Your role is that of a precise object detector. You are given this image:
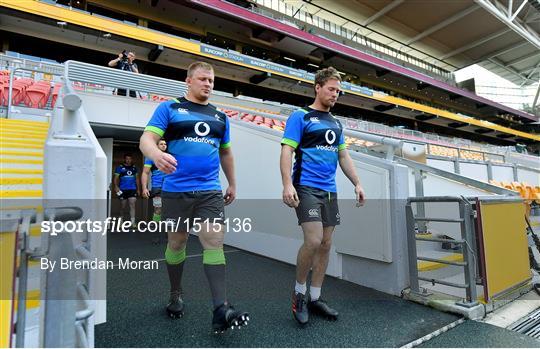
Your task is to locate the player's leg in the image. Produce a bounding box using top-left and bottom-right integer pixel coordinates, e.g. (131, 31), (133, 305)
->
(120, 196), (127, 221)
(195, 191), (249, 333)
(308, 192), (339, 320)
(162, 192), (191, 318)
(128, 195), (136, 225)
(291, 185), (325, 325)
(293, 221), (323, 324)
(152, 188), (162, 222)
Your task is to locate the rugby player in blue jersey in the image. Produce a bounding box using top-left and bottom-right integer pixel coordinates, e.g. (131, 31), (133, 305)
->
(140, 62), (248, 333)
(114, 153), (140, 226)
(280, 67), (366, 325)
(142, 139), (167, 223)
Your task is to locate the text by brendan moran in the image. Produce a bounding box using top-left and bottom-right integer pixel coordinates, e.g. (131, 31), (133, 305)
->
(40, 258), (158, 272)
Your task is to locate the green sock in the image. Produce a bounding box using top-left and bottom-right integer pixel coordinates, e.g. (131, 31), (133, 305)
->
(152, 213), (161, 222)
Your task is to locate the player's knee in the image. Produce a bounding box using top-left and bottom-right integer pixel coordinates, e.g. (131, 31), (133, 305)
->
(203, 235), (223, 249)
(319, 239), (332, 252)
(168, 236), (187, 250)
(304, 237), (322, 251)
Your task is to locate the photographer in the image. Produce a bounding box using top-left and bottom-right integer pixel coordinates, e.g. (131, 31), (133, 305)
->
(108, 50), (139, 97)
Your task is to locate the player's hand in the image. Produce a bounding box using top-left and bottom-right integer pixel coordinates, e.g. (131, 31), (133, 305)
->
(142, 189), (150, 199)
(154, 152), (177, 174)
(355, 184), (366, 207)
(283, 184), (299, 208)
(224, 185), (236, 206)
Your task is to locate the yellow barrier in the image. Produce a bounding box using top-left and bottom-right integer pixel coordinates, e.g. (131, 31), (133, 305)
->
(478, 200), (531, 301)
(0, 230), (17, 348)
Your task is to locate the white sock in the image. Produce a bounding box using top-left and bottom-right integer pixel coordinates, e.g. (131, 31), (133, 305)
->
(294, 281), (306, 295)
(310, 286), (321, 301)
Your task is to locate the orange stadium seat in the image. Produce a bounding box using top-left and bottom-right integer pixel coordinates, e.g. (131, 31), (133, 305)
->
(511, 182), (527, 198)
(242, 113), (254, 122)
(25, 80), (51, 108)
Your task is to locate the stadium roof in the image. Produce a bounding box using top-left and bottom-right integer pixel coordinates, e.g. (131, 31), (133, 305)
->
(284, 0), (540, 87)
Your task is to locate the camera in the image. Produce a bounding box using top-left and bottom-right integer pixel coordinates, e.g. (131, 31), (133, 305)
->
(121, 50), (128, 59)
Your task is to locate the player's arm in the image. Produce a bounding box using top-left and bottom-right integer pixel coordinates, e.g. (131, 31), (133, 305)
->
(280, 144), (298, 207)
(338, 149), (365, 206)
(135, 171), (141, 195)
(141, 165), (151, 198)
(219, 147), (236, 205)
(280, 111), (303, 208)
(113, 172), (120, 194)
(140, 102), (177, 173)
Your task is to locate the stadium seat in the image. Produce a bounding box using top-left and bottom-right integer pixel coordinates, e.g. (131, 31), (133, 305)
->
(511, 182), (527, 198)
(242, 113), (254, 122)
(2, 80), (25, 106)
(489, 180), (501, 187)
(25, 80), (51, 108)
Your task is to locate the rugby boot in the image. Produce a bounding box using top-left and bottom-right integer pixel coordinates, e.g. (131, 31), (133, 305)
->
(166, 290), (184, 318)
(292, 292), (309, 325)
(212, 303), (249, 334)
(308, 298), (338, 321)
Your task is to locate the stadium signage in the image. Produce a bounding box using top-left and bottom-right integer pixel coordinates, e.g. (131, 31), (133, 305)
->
(201, 44), (377, 98)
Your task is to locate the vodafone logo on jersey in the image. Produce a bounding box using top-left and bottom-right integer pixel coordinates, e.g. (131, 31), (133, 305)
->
(316, 130), (338, 152)
(194, 122), (210, 137)
(325, 130), (336, 145)
(184, 122), (215, 145)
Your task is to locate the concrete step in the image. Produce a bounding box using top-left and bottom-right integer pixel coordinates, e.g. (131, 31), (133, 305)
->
(0, 118), (49, 128)
(0, 143), (44, 150)
(0, 178), (42, 185)
(0, 151), (43, 157)
(0, 132), (47, 139)
(5, 113), (50, 123)
(0, 158), (43, 165)
(0, 184), (42, 192)
(0, 169), (43, 175)
(0, 137), (46, 145)
(0, 124), (49, 132)
(0, 190), (43, 198)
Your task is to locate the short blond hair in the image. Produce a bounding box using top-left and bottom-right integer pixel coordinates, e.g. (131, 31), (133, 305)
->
(314, 67), (341, 89)
(187, 61), (214, 77)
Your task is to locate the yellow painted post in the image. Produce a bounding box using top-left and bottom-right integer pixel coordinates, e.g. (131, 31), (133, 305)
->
(0, 222), (19, 348)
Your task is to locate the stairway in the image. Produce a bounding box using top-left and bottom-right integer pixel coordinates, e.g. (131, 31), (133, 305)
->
(0, 117), (48, 347)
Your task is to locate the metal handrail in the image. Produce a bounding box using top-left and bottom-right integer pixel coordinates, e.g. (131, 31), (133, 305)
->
(64, 60), (187, 97)
(6, 66), (63, 118)
(397, 157), (518, 196)
(75, 283), (94, 321)
(13, 206), (83, 347)
(406, 196), (479, 307)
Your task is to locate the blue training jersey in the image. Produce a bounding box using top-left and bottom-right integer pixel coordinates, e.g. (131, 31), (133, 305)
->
(144, 97), (230, 192)
(144, 158), (165, 189)
(281, 107), (346, 192)
(114, 164), (138, 190)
